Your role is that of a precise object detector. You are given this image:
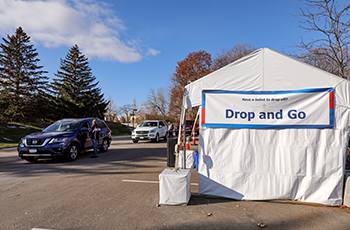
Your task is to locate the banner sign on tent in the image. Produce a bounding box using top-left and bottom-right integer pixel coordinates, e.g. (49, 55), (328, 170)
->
(201, 88), (334, 129)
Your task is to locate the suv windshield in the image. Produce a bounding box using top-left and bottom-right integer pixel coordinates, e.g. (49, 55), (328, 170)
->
(43, 121), (81, 132)
(140, 121), (158, 127)
(186, 121), (194, 125)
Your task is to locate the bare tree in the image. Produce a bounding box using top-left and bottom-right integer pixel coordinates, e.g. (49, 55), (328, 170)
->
(147, 87), (168, 116)
(297, 47), (339, 75)
(212, 44), (257, 70)
(137, 101), (152, 115)
(297, 0), (350, 79)
(118, 104), (133, 122)
(105, 96), (118, 121)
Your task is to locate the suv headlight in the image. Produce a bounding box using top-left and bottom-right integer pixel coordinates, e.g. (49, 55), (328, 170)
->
(19, 138), (25, 147)
(149, 129), (156, 133)
(49, 137), (68, 144)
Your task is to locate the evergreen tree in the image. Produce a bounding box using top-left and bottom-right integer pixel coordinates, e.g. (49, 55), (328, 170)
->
(0, 27), (49, 122)
(51, 45), (108, 119)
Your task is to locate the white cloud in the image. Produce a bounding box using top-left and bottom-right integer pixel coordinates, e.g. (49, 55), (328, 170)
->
(147, 48), (161, 56)
(0, 0), (158, 63)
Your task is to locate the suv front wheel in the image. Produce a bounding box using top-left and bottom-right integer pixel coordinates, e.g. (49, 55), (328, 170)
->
(153, 133), (159, 143)
(67, 143), (79, 161)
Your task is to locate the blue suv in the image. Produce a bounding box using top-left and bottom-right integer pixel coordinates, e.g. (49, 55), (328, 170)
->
(18, 118), (112, 162)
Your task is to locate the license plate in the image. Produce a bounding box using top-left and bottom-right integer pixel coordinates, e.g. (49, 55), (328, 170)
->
(29, 149), (37, 153)
(140, 137), (144, 139)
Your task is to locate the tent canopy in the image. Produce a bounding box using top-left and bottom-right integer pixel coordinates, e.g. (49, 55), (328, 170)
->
(184, 48), (349, 109)
(183, 48), (350, 206)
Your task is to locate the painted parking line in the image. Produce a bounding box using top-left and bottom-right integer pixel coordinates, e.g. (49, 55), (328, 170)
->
(31, 228), (55, 230)
(122, 179), (159, 184)
(122, 179), (198, 186)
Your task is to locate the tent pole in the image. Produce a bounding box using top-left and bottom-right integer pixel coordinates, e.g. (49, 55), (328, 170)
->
(178, 91), (187, 169)
(175, 105), (184, 169)
(191, 107), (200, 138)
(177, 106), (183, 149)
(182, 107), (187, 169)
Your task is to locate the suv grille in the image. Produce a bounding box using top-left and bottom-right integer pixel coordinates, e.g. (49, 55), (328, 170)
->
(136, 131), (149, 135)
(26, 138), (49, 147)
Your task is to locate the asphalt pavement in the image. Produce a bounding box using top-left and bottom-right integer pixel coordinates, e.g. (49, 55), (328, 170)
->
(1, 136), (350, 230)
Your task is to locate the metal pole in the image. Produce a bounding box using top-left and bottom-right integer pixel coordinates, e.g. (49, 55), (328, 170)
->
(177, 88), (188, 169)
(191, 107), (201, 140)
(182, 108), (187, 169)
(181, 90), (189, 169)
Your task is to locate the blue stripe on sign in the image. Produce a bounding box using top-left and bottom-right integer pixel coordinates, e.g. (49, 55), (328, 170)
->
(202, 123), (334, 129)
(329, 108), (334, 127)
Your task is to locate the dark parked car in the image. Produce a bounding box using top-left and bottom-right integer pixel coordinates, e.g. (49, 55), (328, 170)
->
(18, 118), (112, 162)
(175, 120), (199, 136)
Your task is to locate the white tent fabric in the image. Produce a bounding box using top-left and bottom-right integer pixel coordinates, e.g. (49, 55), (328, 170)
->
(184, 48), (350, 205)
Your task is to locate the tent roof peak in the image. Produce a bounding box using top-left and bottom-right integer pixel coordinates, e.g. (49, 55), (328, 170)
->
(183, 47), (349, 109)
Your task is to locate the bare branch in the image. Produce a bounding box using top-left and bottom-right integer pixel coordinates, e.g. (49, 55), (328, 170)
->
(295, 0), (350, 79)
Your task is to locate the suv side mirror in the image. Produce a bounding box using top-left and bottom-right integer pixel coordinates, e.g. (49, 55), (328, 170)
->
(159, 125), (163, 128)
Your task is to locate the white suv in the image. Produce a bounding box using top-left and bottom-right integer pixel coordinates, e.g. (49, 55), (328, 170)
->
(132, 120), (168, 143)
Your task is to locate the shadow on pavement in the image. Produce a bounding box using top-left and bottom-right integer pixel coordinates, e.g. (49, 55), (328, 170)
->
(188, 193), (237, 206)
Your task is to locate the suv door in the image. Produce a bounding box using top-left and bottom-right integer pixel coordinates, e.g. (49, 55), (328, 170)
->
(80, 121), (92, 150)
(97, 120), (108, 145)
(159, 121), (167, 137)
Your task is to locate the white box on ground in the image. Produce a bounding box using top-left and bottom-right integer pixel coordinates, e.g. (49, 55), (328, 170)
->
(159, 168), (191, 205)
(177, 150), (195, 169)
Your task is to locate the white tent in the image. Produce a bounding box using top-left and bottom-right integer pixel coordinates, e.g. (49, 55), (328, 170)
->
(183, 48), (350, 206)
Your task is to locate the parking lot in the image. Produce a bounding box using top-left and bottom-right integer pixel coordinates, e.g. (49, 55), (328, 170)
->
(1, 136), (350, 230)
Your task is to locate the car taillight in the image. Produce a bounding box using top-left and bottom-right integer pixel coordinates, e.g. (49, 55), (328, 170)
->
(108, 128), (112, 133)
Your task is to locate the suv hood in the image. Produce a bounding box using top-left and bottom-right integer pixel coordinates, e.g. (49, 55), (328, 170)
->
(25, 131), (73, 139)
(135, 127), (157, 131)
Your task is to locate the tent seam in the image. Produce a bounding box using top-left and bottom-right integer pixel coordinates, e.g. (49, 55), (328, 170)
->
(337, 104), (350, 109)
(262, 48), (265, 91)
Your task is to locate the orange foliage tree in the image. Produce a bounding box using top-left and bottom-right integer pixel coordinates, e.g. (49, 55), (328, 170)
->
(169, 50), (213, 120)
